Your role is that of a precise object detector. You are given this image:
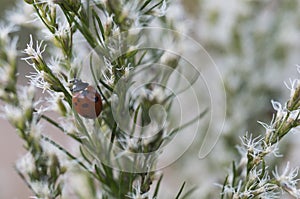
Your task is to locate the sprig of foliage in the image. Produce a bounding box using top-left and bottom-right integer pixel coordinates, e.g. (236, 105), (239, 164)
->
(0, 25), (64, 199)
(0, 0), (205, 198)
(221, 68), (300, 198)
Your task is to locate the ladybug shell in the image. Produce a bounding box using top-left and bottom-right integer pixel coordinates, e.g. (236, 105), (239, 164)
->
(72, 85), (102, 119)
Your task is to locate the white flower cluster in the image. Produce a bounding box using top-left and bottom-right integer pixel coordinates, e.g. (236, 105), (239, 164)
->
(222, 68), (300, 198)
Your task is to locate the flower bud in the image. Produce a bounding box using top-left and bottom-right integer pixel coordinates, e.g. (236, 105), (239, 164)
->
(55, 92), (67, 116)
(54, 0), (81, 13)
(24, 0), (34, 4)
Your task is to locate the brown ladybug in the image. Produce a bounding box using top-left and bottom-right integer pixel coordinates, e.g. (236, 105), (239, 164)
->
(71, 79), (102, 119)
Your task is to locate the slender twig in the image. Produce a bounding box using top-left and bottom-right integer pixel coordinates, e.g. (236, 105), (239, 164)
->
(41, 114), (64, 131)
(15, 166), (37, 195)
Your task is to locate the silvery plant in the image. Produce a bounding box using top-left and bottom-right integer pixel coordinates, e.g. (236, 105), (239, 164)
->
(1, 0), (300, 198)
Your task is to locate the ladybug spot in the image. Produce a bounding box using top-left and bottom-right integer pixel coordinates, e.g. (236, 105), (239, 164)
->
(81, 103), (89, 108)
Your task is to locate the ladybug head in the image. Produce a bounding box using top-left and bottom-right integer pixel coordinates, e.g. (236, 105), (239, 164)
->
(70, 79), (89, 93)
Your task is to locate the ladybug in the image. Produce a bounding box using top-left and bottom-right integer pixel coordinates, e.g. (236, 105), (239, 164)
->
(71, 79), (102, 119)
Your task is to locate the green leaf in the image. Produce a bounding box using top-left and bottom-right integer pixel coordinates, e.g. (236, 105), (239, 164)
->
(181, 186), (198, 199)
(92, 9), (105, 44)
(131, 104), (141, 136)
(79, 145), (92, 165)
(40, 114), (64, 132)
(232, 161), (236, 188)
(94, 164), (106, 183)
(143, 0), (165, 15)
(175, 181), (186, 199)
(102, 162), (114, 184)
(221, 175), (229, 199)
(140, 0), (152, 11)
(89, 54), (110, 106)
(136, 50), (148, 66)
(153, 174), (163, 198)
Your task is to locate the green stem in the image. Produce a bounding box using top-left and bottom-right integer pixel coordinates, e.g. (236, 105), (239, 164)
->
(41, 115), (64, 131)
(41, 135), (99, 179)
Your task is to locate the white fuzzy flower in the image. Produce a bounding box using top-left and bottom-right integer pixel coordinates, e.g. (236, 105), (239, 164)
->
(36, 90), (69, 115)
(2, 36), (19, 64)
(149, 86), (166, 103)
(272, 162), (300, 198)
(122, 2), (140, 23)
(27, 71), (51, 93)
(114, 137), (139, 160)
(223, 180), (246, 199)
(284, 78), (300, 100)
(102, 57), (115, 86)
(31, 181), (52, 198)
(42, 21), (70, 42)
(262, 140), (282, 158)
(0, 23), (18, 41)
(16, 152), (36, 174)
(23, 35), (47, 68)
(258, 119), (276, 137)
(1, 104), (23, 128)
(47, 56), (64, 74)
(289, 110), (300, 121)
(240, 134), (263, 158)
(259, 190), (281, 199)
(126, 181), (150, 199)
(18, 85), (36, 110)
(271, 100), (286, 119)
(0, 63), (14, 85)
(5, 0), (38, 27)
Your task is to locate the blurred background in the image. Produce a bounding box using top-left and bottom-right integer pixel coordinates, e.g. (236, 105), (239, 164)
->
(1, 0), (300, 198)
(0, 0), (33, 197)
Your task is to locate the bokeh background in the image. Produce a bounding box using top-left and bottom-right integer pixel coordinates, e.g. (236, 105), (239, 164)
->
(1, 0), (300, 198)
(0, 0), (32, 198)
